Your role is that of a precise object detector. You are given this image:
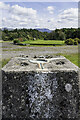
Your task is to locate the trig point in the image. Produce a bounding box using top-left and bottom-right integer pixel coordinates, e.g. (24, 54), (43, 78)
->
(2, 55), (80, 119)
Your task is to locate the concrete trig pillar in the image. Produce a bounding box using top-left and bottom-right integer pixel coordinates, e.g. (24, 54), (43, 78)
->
(2, 56), (80, 119)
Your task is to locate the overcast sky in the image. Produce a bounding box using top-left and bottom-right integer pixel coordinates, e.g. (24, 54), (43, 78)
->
(0, 1), (78, 30)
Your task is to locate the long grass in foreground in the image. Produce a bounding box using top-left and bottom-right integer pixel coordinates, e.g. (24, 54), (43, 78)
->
(0, 58), (10, 68)
(56, 53), (79, 67)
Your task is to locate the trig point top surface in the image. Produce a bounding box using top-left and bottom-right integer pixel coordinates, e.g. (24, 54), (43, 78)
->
(2, 55), (78, 72)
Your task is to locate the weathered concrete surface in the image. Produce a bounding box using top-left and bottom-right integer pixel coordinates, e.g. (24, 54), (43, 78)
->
(1, 56), (79, 72)
(2, 56), (80, 119)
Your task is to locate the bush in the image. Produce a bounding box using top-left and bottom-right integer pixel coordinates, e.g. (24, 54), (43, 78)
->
(78, 39), (80, 44)
(74, 38), (80, 44)
(65, 38), (79, 45)
(65, 38), (74, 45)
(74, 38), (79, 41)
(13, 39), (20, 44)
(18, 38), (23, 42)
(23, 38), (27, 41)
(74, 38), (78, 45)
(74, 41), (78, 45)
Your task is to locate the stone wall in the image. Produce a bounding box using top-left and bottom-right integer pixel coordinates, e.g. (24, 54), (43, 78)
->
(2, 70), (79, 119)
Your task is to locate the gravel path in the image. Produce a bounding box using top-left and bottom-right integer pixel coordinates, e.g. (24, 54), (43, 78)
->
(1, 42), (78, 59)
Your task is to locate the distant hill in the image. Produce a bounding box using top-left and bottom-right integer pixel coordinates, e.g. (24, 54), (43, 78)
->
(36, 28), (52, 33)
(1, 27), (52, 33)
(1, 27), (13, 31)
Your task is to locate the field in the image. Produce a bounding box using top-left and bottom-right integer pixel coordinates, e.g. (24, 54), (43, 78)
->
(0, 41), (79, 68)
(22, 40), (65, 46)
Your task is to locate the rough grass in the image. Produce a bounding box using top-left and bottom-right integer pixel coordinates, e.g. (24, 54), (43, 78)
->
(63, 54), (78, 66)
(56, 53), (79, 67)
(3, 48), (29, 51)
(0, 58), (10, 68)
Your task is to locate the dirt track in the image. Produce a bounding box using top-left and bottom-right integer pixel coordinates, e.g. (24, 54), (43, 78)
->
(1, 42), (78, 59)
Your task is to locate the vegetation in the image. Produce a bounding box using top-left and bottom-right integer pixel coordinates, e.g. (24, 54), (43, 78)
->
(1, 28), (80, 44)
(21, 40), (65, 45)
(0, 58), (10, 68)
(65, 38), (79, 45)
(56, 53), (79, 67)
(2, 28), (45, 41)
(1, 28), (79, 68)
(13, 39), (20, 44)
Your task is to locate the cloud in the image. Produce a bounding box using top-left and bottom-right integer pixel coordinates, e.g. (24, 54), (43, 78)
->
(10, 4), (38, 26)
(47, 6), (54, 14)
(11, 5), (37, 17)
(10, 4), (37, 24)
(58, 8), (78, 22)
(0, 2), (78, 30)
(56, 8), (78, 29)
(45, 7), (78, 29)
(0, 2), (10, 10)
(1, 2), (39, 28)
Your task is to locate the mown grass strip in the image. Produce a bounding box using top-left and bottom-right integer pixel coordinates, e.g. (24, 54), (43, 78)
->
(22, 40), (65, 45)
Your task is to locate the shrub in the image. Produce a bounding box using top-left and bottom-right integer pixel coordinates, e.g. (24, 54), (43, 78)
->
(74, 38), (78, 45)
(74, 38), (79, 41)
(13, 39), (20, 44)
(78, 38), (80, 44)
(23, 38), (27, 41)
(65, 38), (74, 45)
(74, 40), (78, 45)
(78, 39), (80, 44)
(18, 38), (23, 42)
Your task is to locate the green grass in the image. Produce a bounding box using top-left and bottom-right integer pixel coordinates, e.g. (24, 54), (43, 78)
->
(64, 54), (78, 67)
(56, 53), (79, 67)
(0, 58), (10, 68)
(0, 40), (2, 43)
(22, 40), (65, 45)
(0, 40), (11, 43)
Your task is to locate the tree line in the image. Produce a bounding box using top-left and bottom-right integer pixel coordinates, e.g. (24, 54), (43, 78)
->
(1, 28), (80, 41)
